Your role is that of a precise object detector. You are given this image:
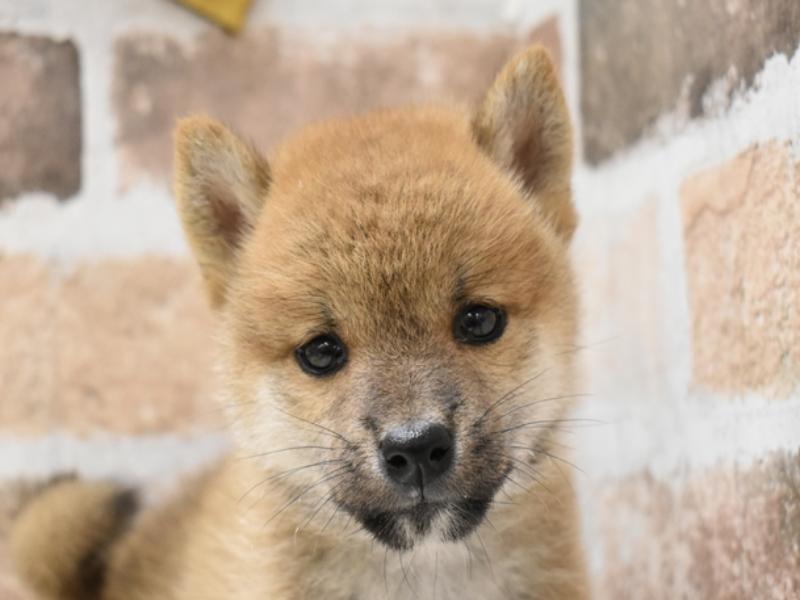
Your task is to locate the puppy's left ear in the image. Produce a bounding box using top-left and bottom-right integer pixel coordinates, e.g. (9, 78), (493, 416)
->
(472, 46), (576, 240)
(174, 117), (271, 307)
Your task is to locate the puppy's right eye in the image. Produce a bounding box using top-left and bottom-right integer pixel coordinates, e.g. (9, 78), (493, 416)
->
(295, 334), (347, 376)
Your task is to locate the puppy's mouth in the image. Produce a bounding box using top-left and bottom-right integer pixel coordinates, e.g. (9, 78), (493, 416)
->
(332, 430), (511, 550)
(341, 495), (495, 551)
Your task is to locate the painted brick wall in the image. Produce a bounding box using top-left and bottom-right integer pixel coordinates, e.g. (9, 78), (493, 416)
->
(573, 1), (800, 597)
(0, 1), (798, 598)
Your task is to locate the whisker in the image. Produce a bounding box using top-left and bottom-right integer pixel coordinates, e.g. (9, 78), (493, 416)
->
(492, 454), (557, 500)
(383, 546), (390, 597)
(476, 369), (550, 423)
(505, 474), (527, 493)
(513, 461), (560, 504)
(239, 459), (344, 503)
(319, 499), (342, 534)
(462, 539), (475, 578)
(317, 509), (353, 549)
(264, 467), (350, 526)
(499, 487), (516, 505)
(432, 550), (439, 600)
(509, 445), (584, 475)
(492, 417), (605, 436)
(343, 515), (363, 538)
(397, 550), (415, 597)
(295, 479), (348, 538)
(554, 336), (618, 357)
(491, 393), (592, 422)
(497, 454), (548, 488)
(546, 453), (578, 495)
(238, 445), (335, 461)
(474, 530), (495, 583)
(490, 498), (517, 506)
(272, 405), (354, 446)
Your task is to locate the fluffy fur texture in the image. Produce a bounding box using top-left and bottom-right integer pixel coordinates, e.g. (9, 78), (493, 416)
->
(10, 46), (588, 599)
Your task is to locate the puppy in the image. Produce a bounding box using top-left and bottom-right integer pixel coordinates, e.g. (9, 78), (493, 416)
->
(10, 45), (588, 599)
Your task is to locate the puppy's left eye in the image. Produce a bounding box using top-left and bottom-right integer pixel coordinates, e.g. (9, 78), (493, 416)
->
(454, 304), (506, 345)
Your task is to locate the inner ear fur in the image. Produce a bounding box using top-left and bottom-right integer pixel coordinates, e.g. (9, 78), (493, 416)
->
(472, 45), (577, 240)
(173, 117), (271, 307)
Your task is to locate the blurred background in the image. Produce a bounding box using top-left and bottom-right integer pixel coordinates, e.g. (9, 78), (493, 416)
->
(0, 1), (799, 598)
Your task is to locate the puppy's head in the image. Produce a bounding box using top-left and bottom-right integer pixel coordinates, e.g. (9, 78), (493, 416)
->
(175, 47), (578, 550)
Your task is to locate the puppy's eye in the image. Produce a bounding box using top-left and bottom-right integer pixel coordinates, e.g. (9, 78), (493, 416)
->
(454, 304), (506, 345)
(295, 334), (347, 376)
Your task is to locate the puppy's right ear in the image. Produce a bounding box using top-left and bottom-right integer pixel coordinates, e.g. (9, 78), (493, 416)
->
(174, 117), (271, 307)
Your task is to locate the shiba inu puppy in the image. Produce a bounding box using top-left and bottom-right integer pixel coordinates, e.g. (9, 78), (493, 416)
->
(10, 45), (587, 599)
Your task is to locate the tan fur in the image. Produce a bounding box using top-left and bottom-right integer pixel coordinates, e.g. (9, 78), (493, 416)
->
(473, 47), (576, 239)
(10, 479), (137, 599)
(10, 46), (588, 599)
(174, 117), (272, 307)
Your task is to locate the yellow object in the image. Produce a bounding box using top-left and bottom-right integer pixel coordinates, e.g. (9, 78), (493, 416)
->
(175, 0), (253, 33)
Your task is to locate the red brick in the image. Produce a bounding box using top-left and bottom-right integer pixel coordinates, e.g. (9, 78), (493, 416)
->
(681, 142), (800, 396)
(580, 0), (800, 162)
(0, 34), (81, 200)
(0, 256), (57, 433)
(592, 451), (800, 599)
(0, 256), (220, 434)
(112, 26), (560, 184)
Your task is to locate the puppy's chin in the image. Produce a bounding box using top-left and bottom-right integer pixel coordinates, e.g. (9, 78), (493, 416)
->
(345, 497), (494, 551)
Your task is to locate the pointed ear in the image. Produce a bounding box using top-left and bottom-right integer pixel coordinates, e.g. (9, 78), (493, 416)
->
(472, 46), (576, 240)
(174, 117), (271, 307)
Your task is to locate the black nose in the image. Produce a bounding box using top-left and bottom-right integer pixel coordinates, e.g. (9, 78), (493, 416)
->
(380, 422), (454, 488)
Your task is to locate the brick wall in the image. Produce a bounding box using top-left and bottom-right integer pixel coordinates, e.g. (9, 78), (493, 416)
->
(0, 1), (798, 598)
(574, 1), (800, 597)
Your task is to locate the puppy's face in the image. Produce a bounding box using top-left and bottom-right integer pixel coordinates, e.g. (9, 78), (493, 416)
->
(175, 47), (577, 550)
